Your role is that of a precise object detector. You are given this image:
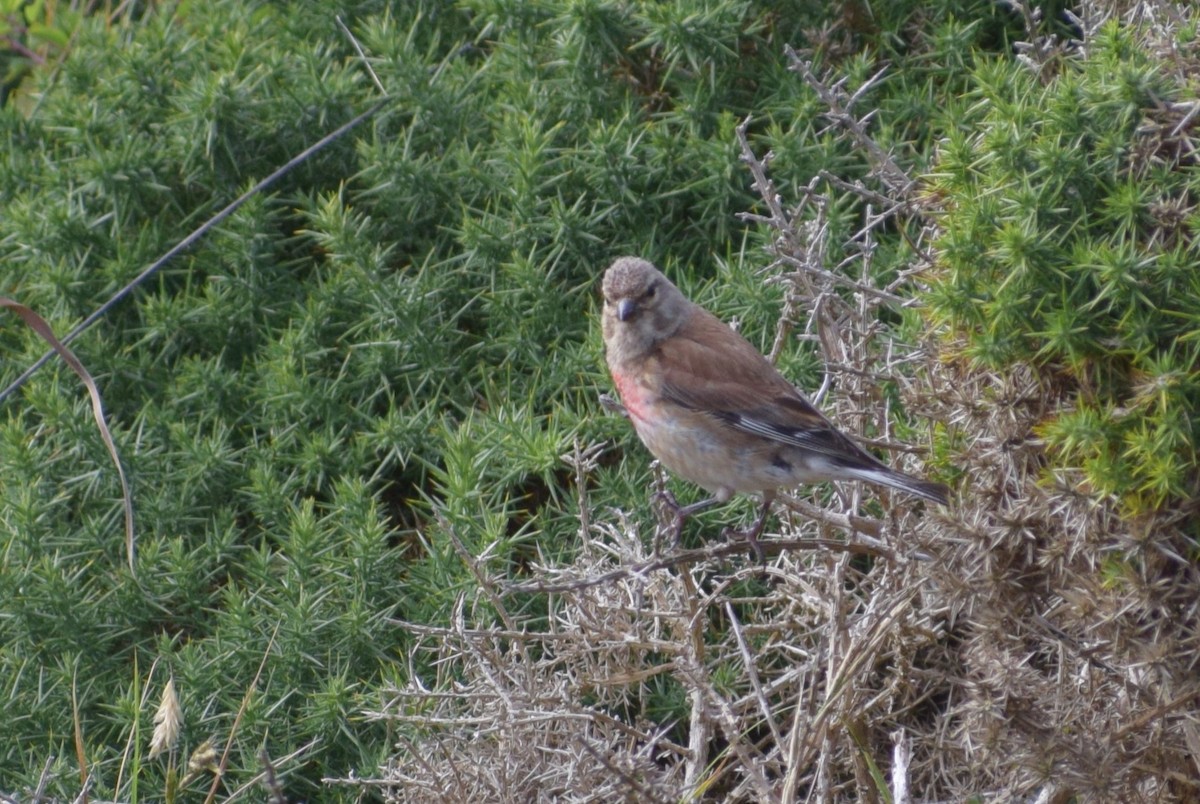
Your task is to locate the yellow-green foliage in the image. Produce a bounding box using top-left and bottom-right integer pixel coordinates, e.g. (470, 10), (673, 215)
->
(927, 22), (1200, 516)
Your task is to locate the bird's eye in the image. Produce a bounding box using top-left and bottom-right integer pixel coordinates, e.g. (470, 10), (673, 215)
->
(645, 282), (658, 299)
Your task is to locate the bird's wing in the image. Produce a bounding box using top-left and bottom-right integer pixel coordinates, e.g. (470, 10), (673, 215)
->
(653, 310), (876, 466)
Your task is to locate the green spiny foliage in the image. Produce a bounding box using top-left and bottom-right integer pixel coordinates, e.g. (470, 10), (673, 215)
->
(926, 21), (1200, 517)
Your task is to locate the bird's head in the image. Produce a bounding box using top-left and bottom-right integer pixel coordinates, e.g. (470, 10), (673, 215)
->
(601, 257), (689, 355)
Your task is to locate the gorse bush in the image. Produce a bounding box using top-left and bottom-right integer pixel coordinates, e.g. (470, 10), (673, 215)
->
(926, 21), (1200, 515)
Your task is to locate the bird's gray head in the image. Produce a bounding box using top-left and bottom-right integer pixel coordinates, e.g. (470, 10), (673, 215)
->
(601, 258), (691, 356)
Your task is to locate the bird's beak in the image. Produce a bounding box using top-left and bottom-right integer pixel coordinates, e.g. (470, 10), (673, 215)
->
(616, 299), (635, 321)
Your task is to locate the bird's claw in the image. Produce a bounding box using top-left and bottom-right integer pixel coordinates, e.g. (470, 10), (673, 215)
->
(598, 393), (629, 418)
(722, 525), (767, 566)
(652, 489), (686, 546)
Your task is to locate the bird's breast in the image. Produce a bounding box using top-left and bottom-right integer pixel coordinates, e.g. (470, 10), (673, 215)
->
(611, 364), (653, 425)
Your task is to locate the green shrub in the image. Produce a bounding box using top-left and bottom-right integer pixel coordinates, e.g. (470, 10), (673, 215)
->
(926, 21), (1200, 516)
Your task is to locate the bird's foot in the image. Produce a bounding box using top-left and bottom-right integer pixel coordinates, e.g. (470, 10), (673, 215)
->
(598, 393), (628, 418)
(723, 498), (773, 567)
(652, 489), (687, 547)
(651, 490), (721, 550)
(722, 524), (766, 565)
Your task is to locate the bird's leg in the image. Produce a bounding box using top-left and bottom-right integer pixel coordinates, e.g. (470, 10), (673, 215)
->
(651, 488), (681, 544)
(598, 393), (628, 418)
(742, 497), (771, 565)
(722, 492), (775, 565)
(653, 490), (720, 547)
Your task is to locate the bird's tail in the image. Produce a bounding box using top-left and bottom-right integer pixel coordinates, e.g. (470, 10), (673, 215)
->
(843, 466), (950, 506)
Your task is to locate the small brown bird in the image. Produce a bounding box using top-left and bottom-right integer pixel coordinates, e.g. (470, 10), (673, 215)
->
(601, 256), (948, 552)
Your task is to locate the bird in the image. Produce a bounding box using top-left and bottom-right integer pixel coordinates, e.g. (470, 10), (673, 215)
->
(600, 256), (949, 555)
